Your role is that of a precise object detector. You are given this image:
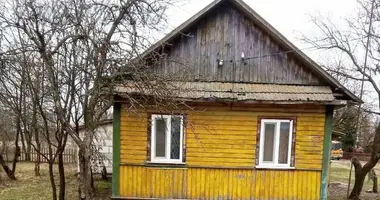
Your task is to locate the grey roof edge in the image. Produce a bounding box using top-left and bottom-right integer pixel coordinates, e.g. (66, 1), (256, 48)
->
(139, 0), (362, 104)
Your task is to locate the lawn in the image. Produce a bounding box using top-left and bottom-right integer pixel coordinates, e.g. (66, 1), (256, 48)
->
(2, 160), (380, 200)
(329, 159), (380, 200)
(0, 162), (111, 200)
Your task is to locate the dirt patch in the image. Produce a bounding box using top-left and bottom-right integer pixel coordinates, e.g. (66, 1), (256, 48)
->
(328, 160), (380, 199)
(328, 182), (380, 200)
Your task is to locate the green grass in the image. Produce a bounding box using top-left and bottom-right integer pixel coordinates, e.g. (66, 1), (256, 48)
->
(330, 160), (380, 189)
(2, 160), (380, 199)
(96, 179), (112, 190)
(0, 162), (111, 200)
(329, 160), (380, 200)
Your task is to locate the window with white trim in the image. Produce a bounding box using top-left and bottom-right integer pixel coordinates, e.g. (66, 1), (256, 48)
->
(258, 119), (294, 168)
(151, 114), (184, 163)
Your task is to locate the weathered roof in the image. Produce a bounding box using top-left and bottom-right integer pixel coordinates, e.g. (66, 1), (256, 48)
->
(139, 0), (362, 104)
(115, 82), (339, 103)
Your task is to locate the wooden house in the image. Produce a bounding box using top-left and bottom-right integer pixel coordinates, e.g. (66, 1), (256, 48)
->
(112, 0), (361, 199)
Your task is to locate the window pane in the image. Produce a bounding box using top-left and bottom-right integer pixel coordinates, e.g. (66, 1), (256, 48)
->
(155, 118), (166, 157)
(170, 117), (181, 159)
(279, 122), (290, 164)
(263, 123), (276, 162)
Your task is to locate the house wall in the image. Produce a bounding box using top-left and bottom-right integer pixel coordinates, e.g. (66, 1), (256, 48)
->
(117, 103), (326, 199)
(153, 2), (324, 85)
(78, 123), (113, 173)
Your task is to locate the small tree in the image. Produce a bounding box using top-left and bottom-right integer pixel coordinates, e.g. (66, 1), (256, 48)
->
(334, 107), (358, 152)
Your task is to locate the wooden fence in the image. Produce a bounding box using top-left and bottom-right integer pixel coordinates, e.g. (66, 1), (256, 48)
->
(3, 147), (77, 164)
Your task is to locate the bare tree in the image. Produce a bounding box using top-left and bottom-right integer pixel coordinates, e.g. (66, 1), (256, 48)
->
(303, 0), (380, 198)
(0, 0), (180, 199)
(0, 55), (25, 180)
(0, 108), (19, 180)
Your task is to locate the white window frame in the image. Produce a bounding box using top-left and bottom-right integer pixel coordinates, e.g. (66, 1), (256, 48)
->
(150, 114), (184, 164)
(258, 119), (293, 169)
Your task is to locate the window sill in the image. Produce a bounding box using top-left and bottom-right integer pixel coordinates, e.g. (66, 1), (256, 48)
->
(145, 161), (187, 168)
(255, 166), (295, 170)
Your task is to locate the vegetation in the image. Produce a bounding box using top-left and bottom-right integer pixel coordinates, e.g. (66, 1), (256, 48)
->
(0, 163), (111, 200)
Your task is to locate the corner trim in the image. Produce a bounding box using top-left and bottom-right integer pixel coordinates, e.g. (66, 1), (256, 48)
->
(112, 102), (121, 197)
(320, 105), (333, 200)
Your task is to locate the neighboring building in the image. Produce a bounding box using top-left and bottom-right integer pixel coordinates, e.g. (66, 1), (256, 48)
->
(111, 0), (361, 199)
(77, 120), (113, 174)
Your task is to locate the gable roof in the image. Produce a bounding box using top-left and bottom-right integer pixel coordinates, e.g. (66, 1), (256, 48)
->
(141, 0), (362, 103)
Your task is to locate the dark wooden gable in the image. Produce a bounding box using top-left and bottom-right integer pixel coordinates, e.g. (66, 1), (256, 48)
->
(152, 1), (324, 85)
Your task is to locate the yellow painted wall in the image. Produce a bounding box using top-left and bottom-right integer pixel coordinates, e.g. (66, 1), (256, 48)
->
(119, 103), (325, 199)
(120, 166), (321, 200)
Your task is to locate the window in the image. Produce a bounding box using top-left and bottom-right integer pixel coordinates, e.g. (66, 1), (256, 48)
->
(150, 114), (184, 163)
(258, 119), (294, 168)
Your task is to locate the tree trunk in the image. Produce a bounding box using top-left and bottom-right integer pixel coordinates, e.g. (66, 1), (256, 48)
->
(11, 145), (20, 174)
(19, 129), (29, 161)
(2, 131), (22, 180)
(58, 150), (66, 200)
(0, 154), (16, 180)
(349, 157), (380, 199)
(90, 167), (95, 190)
(48, 162), (58, 200)
(26, 142), (32, 162)
(34, 160), (40, 176)
(32, 101), (40, 176)
(372, 169), (378, 193)
(349, 170), (366, 199)
(349, 123), (380, 198)
(78, 146), (94, 200)
(101, 166), (108, 181)
(34, 144), (41, 176)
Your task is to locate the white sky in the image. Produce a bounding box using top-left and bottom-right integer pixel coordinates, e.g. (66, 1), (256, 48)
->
(163, 0), (380, 110)
(166, 0), (357, 60)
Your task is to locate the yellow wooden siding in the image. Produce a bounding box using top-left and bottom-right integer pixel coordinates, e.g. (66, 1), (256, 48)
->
(120, 110), (147, 164)
(120, 165), (321, 200)
(119, 104), (325, 199)
(185, 108), (325, 168)
(120, 104), (325, 168)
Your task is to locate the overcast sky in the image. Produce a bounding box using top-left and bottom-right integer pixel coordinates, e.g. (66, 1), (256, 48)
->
(166, 0), (357, 60)
(162, 0), (380, 110)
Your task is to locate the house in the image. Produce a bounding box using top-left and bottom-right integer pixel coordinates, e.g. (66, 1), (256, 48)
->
(111, 0), (361, 199)
(76, 120), (113, 174)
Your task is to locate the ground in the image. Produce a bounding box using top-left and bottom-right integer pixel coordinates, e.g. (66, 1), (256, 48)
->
(1, 160), (380, 199)
(329, 159), (380, 200)
(0, 162), (111, 200)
